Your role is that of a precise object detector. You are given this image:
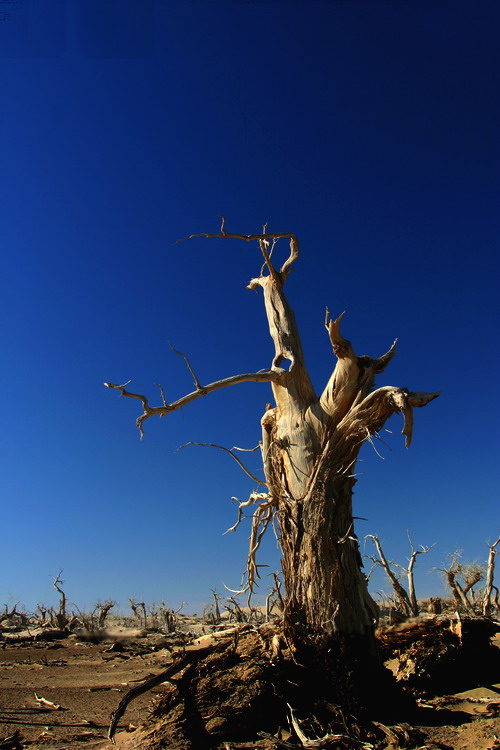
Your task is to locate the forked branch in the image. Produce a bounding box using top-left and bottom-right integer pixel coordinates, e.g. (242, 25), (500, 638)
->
(104, 368), (286, 437)
(365, 535), (414, 617)
(175, 218), (300, 282)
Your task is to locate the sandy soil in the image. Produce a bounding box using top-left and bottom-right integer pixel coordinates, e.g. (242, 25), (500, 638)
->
(1, 621), (499, 749)
(0, 618), (208, 749)
(0, 636), (170, 748)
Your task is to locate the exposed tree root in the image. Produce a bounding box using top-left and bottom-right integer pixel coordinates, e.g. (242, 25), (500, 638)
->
(112, 623), (419, 750)
(111, 618), (500, 749)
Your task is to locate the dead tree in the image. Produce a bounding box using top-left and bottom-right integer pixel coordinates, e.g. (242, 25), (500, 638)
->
(366, 532), (434, 617)
(105, 223), (438, 661)
(129, 599), (147, 629)
(462, 562), (485, 602)
(366, 535), (413, 617)
(211, 590), (221, 624)
(97, 600), (115, 628)
(442, 554), (477, 615)
(52, 571), (69, 630)
(159, 602), (185, 632)
(483, 536), (500, 616)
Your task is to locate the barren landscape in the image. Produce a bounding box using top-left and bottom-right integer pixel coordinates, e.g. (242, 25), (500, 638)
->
(1, 608), (500, 750)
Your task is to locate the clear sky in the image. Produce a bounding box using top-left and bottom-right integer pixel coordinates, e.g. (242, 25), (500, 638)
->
(1, 1), (498, 616)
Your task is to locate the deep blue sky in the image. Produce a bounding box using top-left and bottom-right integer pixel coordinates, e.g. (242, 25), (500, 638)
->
(1, 1), (498, 615)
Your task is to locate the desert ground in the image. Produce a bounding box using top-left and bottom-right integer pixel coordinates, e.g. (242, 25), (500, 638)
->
(1, 612), (499, 750)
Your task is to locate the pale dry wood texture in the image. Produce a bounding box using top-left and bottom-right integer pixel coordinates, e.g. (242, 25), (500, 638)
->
(106, 223), (439, 650)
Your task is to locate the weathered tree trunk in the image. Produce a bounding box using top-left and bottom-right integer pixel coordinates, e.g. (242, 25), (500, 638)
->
(106, 224), (439, 661)
(253, 258), (436, 653)
(483, 537), (500, 616)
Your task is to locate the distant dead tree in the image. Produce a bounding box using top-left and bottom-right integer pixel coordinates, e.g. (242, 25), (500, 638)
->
(159, 602), (185, 633)
(52, 570), (69, 630)
(0, 604), (28, 627)
(441, 553), (483, 615)
(34, 604), (50, 627)
(97, 600), (116, 628)
(105, 221), (438, 678)
(483, 536), (500, 616)
(129, 599), (147, 629)
(366, 532), (433, 617)
(462, 562), (486, 602)
(211, 590), (221, 624)
(203, 591), (222, 626)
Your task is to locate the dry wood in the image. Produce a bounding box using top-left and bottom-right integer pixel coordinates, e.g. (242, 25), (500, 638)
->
(443, 556), (476, 615)
(365, 535), (413, 617)
(104, 369), (285, 438)
(108, 654), (190, 743)
(52, 571), (68, 630)
(106, 223), (438, 649)
(34, 694), (63, 710)
(483, 536), (500, 616)
(108, 626), (246, 743)
(367, 532), (433, 617)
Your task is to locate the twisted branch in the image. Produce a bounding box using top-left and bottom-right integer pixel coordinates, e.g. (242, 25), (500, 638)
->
(104, 368), (286, 437)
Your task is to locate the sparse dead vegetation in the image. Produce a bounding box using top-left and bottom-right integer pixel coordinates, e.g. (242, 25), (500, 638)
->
(365, 532), (434, 619)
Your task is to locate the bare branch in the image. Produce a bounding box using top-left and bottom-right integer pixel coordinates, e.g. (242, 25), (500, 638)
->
(175, 225), (300, 281)
(406, 531), (434, 615)
(260, 237), (279, 277)
(324, 309), (355, 361)
(178, 442), (267, 486)
(280, 235), (299, 281)
(365, 535), (413, 617)
(104, 368), (286, 437)
(168, 342), (203, 390)
(223, 490), (276, 596)
(320, 310), (359, 420)
(174, 224), (312, 404)
(341, 386), (440, 449)
(258, 238), (280, 282)
(155, 383), (168, 407)
(371, 339), (398, 374)
(223, 495), (257, 535)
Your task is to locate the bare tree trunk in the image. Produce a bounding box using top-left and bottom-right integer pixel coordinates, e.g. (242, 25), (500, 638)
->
(53, 571), (68, 631)
(97, 601), (115, 629)
(366, 535), (413, 617)
(483, 537), (500, 616)
(106, 224), (438, 661)
(444, 565), (476, 616)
